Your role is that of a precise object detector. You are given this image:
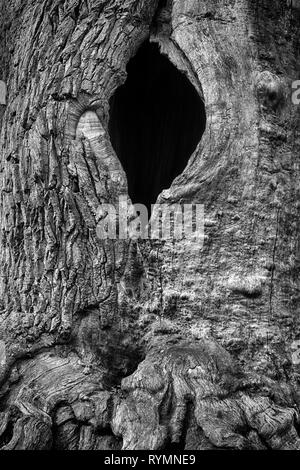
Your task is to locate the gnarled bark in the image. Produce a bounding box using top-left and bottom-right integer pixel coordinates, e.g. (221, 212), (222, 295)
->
(0, 0), (300, 450)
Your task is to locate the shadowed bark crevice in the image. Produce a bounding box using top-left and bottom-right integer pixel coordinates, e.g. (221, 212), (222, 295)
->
(108, 41), (206, 213)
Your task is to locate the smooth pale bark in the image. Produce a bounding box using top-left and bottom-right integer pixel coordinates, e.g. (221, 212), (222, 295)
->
(0, 0), (300, 450)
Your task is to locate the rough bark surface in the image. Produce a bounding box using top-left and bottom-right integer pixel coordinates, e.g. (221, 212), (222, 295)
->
(0, 0), (300, 450)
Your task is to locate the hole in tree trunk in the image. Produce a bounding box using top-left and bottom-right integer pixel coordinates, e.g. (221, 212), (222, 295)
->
(108, 41), (206, 214)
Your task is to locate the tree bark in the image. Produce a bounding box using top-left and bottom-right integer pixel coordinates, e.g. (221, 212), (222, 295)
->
(0, 0), (300, 450)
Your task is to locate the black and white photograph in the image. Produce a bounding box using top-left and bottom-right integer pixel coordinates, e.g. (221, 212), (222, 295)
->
(0, 0), (300, 457)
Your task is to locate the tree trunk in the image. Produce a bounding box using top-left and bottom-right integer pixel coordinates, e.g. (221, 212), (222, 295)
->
(0, 0), (300, 450)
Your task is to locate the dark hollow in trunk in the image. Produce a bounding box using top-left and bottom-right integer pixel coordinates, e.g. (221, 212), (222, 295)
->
(109, 41), (206, 213)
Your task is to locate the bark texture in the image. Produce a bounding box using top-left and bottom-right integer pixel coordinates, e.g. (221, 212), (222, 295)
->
(0, 0), (300, 450)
